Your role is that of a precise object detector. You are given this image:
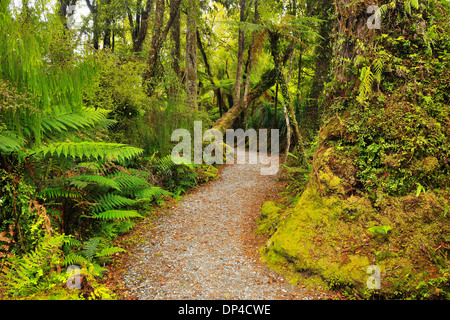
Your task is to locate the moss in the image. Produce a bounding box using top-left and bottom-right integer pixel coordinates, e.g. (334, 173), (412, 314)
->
(256, 201), (284, 237)
(260, 182), (450, 298)
(410, 156), (440, 174)
(318, 110), (355, 144)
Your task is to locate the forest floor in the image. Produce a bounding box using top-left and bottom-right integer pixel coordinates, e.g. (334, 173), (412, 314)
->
(107, 149), (338, 300)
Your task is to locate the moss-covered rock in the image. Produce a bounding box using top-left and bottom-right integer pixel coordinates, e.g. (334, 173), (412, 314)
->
(257, 201), (285, 237)
(260, 178), (450, 298)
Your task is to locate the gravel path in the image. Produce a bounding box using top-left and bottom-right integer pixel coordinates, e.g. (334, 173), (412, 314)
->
(122, 150), (330, 300)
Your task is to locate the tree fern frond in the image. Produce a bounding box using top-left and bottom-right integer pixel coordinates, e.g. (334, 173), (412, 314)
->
(32, 142), (144, 162)
(131, 186), (173, 200)
(0, 131), (25, 153)
(69, 174), (122, 191)
(92, 194), (138, 212)
(41, 107), (111, 135)
(38, 187), (81, 200)
(92, 210), (142, 221)
(106, 172), (149, 190)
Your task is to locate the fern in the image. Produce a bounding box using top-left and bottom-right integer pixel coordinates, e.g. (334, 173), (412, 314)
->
(373, 58), (385, 84)
(92, 210), (142, 221)
(83, 237), (101, 262)
(91, 194), (138, 213)
(106, 172), (149, 190)
(38, 187), (81, 200)
(129, 186), (173, 201)
(357, 66), (374, 105)
(41, 107), (113, 136)
(153, 155), (178, 175)
(63, 252), (90, 266)
(0, 234), (67, 296)
(0, 131), (26, 153)
(96, 246), (126, 258)
(31, 142), (144, 162)
(69, 174), (122, 191)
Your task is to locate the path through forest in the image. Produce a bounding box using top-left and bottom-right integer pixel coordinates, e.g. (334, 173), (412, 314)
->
(122, 150), (331, 300)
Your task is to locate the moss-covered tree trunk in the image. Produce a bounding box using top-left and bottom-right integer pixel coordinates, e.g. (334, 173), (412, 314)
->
(185, 0), (198, 111)
(212, 68), (278, 133)
(307, 0), (333, 129)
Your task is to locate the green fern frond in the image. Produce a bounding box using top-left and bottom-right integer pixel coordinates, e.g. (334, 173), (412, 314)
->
(357, 66), (374, 105)
(92, 194), (138, 212)
(62, 236), (82, 248)
(130, 186), (173, 200)
(92, 210), (143, 221)
(83, 237), (101, 261)
(63, 252), (90, 266)
(106, 172), (148, 190)
(95, 246), (126, 258)
(0, 131), (26, 153)
(32, 142), (144, 162)
(373, 58), (384, 83)
(70, 175), (121, 191)
(153, 155), (178, 175)
(38, 187), (81, 200)
(41, 107), (111, 135)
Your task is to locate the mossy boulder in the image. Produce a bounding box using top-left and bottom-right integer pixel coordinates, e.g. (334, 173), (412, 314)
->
(260, 179), (450, 298)
(257, 201), (285, 237)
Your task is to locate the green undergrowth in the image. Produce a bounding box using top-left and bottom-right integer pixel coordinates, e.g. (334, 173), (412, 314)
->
(0, 160), (218, 300)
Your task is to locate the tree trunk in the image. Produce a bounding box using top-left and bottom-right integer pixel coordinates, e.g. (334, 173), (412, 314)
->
(185, 0), (198, 111)
(213, 68), (277, 133)
(170, 0), (181, 80)
(213, 43), (293, 133)
(277, 70), (305, 164)
(143, 0), (165, 94)
(58, 0), (77, 27)
(296, 50), (302, 105)
(333, 0), (370, 85)
(308, 0), (333, 128)
(242, 0), (259, 114)
(144, 0), (181, 88)
(232, 0), (246, 109)
(85, 0), (99, 50)
(131, 0), (154, 53)
(278, 97), (291, 178)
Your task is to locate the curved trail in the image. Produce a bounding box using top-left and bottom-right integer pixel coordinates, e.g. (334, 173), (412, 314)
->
(122, 150), (329, 300)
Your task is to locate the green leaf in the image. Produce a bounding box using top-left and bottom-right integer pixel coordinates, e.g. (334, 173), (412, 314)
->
(92, 210), (143, 221)
(96, 247), (126, 258)
(368, 225), (393, 235)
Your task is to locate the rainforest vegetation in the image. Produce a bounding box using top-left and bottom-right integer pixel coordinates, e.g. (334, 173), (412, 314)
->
(0, 0), (449, 300)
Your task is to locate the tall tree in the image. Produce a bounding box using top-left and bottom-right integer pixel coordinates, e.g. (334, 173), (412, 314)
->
(170, 0), (181, 80)
(242, 0), (259, 113)
(85, 0), (100, 49)
(232, 0), (246, 110)
(144, 0), (181, 93)
(128, 0), (154, 53)
(307, 0), (333, 129)
(145, 0), (165, 89)
(185, 0), (198, 111)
